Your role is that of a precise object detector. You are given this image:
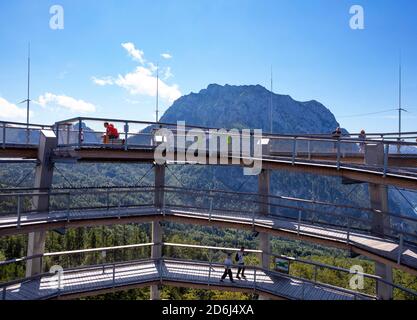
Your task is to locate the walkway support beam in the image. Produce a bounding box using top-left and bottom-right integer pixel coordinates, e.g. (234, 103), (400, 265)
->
(365, 143), (393, 300)
(151, 164), (165, 300)
(26, 130), (57, 277)
(258, 169), (271, 300)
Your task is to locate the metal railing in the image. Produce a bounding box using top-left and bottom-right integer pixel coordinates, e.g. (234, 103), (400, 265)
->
(2, 117), (417, 181)
(1, 185), (416, 253)
(1, 242), (416, 300)
(0, 120), (53, 147)
(51, 117), (417, 182)
(2, 117), (417, 157)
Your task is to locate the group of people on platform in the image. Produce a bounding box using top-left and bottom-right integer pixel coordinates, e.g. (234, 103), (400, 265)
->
(220, 246), (247, 283)
(332, 126), (367, 153)
(99, 121), (372, 154)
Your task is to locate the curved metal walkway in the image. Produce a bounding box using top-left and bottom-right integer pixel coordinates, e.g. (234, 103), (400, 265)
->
(1, 118), (417, 189)
(1, 258), (371, 300)
(1, 205), (416, 275)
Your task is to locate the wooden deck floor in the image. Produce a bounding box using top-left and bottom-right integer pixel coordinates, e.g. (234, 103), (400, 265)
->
(2, 259), (367, 300)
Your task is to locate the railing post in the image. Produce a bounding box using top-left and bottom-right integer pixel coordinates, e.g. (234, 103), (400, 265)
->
(2, 286), (6, 300)
(314, 265), (318, 283)
(26, 126), (30, 145)
(253, 268), (257, 291)
(2, 122), (5, 149)
(124, 122), (129, 151)
(209, 192), (213, 222)
(301, 281), (305, 300)
(66, 192), (70, 222)
(297, 210), (301, 236)
(336, 139), (341, 170)
(346, 217), (351, 244)
(307, 139), (311, 160)
(208, 261), (212, 287)
(112, 263), (116, 287)
(397, 234), (404, 265)
(55, 124), (59, 146)
(17, 195), (21, 228)
(106, 189), (110, 211)
(159, 258), (163, 284)
(292, 137), (297, 165)
(383, 144), (389, 177)
(78, 119), (82, 148)
(57, 270), (62, 295)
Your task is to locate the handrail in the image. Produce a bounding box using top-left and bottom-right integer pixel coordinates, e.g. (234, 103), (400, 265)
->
(1, 241), (416, 299)
(3, 116), (415, 139)
(162, 257), (375, 300)
(52, 117), (417, 149)
(1, 186), (416, 247)
(0, 120), (54, 129)
(2, 118), (417, 149)
(163, 242), (262, 253)
(1, 184), (416, 224)
(0, 257), (373, 300)
(163, 186), (417, 224)
(166, 202), (417, 245)
(53, 116), (417, 139)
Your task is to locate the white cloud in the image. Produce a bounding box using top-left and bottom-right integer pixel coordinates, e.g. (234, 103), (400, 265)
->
(121, 42), (145, 64)
(147, 62), (158, 73)
(0, 97), (29, 121)
(0, 97), (31, 122)
(92, 76), (114, 86)
(124, 98), (141, 105)
(92, 43), (181, 104)
(35, 93), (96, 113)
(114, 66), (181, 103)
(161, 53), (172, 59)
(163, 67), (174, 80)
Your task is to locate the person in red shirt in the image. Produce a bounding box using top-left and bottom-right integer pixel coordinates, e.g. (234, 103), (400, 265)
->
(103, 122), (119, 143)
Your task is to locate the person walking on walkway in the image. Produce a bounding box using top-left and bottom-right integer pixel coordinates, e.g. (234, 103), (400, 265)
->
(358, 129), (366, 153)
(332, 127), (342, 152)
(236, 246), (247, 280)
(220, 253), (235, 283)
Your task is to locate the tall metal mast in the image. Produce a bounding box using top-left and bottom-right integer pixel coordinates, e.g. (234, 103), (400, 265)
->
(25, 43), (31, 144)
(270, 66), (273, 133)
(156, 63), (159, 123)
(398, 55), (407, 141)
(399, 55), (402, 139)
(26, 43), (31, 128)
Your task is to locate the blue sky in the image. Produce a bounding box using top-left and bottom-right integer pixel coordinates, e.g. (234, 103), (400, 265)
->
(0, 0), (416, 133)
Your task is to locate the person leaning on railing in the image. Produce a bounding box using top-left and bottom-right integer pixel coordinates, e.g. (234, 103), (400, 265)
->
(358, 129), (366, 153)
(331, 127), (342, 152)
(102, 122), (120, 144)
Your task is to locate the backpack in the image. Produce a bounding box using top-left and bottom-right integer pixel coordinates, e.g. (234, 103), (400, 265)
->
(235, 252), (239, 262)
